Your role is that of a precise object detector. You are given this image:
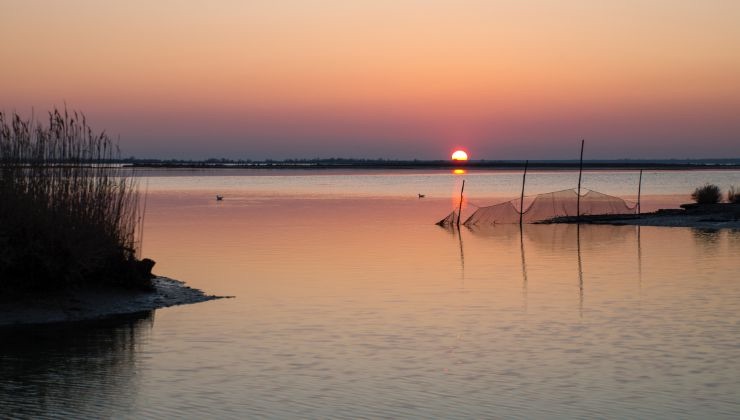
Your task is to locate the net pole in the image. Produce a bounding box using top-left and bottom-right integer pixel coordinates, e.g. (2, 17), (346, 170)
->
(637, 169), (643, 215)
(457, 179), (465, 228)
(576, 139), (584, 221)
(519, 160), (528, 225)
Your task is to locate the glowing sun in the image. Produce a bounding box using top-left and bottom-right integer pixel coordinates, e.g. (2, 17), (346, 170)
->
(451, 150), (469, 161)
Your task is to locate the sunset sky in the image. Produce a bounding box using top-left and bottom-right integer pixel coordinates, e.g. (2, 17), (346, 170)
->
(2, 1), (739, 159)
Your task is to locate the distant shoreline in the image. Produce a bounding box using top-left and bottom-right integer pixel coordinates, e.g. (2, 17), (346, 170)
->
(126, 160), (740, 171)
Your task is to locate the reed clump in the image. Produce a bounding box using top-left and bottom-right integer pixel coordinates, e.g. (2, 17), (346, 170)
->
(691, 184), (722, 204)
(0, 109), (152, 294)
(728, 186), (740, 204)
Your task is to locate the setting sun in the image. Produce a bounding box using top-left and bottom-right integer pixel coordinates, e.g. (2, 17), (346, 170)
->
(451, 150), (468, 161)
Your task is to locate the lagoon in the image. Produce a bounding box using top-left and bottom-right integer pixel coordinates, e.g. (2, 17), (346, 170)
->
(2, 169), (740, 418)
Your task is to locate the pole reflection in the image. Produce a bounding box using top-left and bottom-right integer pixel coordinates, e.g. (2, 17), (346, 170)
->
(577, 224), (583, 318)
(520, 225), (528, 312)
(458, 223), (647, 317)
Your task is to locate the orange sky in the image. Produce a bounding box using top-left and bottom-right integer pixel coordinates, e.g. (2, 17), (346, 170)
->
(2, 1), (739, 159)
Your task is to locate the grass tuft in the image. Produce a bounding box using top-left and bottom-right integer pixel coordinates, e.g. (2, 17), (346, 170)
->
(728, 186), (740, 204)
(691, 184), (722, 204)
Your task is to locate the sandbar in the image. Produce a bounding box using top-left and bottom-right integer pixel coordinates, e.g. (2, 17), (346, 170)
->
(545, 203), (740, 229)
(0, 277), (226, 327)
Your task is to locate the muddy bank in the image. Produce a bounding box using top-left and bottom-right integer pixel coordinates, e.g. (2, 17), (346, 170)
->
(0, 277), (227, 327)
(544, 203), (740, 229)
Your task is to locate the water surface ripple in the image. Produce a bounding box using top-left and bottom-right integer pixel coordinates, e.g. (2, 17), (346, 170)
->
(2, 170), (740, 418)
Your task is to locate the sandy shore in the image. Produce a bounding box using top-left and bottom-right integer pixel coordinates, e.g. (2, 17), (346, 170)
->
(545, 203), (740, 229)
(592, 214), (740, 229)
(0, 277), (227, 327)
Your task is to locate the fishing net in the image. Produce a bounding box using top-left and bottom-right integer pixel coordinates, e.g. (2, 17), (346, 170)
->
(443, 188), (637, 226)
(436, 211), (459, 227)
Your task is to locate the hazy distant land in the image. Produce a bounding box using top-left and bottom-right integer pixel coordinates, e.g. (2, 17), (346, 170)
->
(126, 158), (740, 170)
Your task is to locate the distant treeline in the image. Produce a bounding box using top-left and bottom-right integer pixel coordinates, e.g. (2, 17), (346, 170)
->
(122, 157), (740, 170)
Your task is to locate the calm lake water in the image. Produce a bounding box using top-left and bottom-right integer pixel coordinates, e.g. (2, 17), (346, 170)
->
(2, 169), (740, 418)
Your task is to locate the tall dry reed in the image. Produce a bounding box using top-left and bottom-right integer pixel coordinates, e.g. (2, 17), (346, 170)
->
(728, 186), (740, 204)
(0, 109), (149, 293)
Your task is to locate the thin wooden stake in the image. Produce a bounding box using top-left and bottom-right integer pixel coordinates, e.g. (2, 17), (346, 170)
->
(519, 160), (528, 225)
(576, 139), (584, 221)
(637, 169), (643, 215)
(457, 179), (465, 228)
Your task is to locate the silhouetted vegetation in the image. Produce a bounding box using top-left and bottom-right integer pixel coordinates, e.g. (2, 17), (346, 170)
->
(728, 186), (740, 204)
(691, 184), (722, 204)
(0, 109), (151, 294)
